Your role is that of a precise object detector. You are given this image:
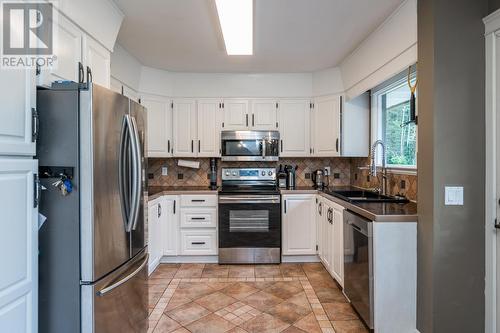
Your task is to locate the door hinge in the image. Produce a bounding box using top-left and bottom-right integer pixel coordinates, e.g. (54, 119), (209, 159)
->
(31, 108), (39, 142)
(34, 174), (40, 208)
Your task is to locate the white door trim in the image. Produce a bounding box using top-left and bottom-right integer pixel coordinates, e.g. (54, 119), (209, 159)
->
(484, 9), (500, 333)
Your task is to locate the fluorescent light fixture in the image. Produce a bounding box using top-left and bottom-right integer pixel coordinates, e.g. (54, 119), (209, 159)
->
(215, 0), (253, 55)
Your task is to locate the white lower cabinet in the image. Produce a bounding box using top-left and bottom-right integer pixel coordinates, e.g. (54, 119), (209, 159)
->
(147, 198), (163, 273)
(282, 194), (317, 255)
(180, 230), (218, 255)
(331, 202), (345, 286)
(0, 158), (38, 333)
(162, 196), (179, 257)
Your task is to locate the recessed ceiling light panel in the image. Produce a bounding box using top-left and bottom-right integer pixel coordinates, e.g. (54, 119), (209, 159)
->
(215, 0), (253, 55)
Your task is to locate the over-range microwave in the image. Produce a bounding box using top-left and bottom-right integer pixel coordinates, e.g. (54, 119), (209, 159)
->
(221, 130), (280, 162)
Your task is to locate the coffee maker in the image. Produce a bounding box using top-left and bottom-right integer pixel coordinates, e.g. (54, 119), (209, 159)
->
(312, 169), (325, 189)
(284, 165), (297, 189)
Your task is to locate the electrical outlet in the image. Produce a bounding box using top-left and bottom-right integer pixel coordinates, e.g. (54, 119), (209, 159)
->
(178, 173), (184, 180)
(161, 166), (168, 176)
(305, 173), (311, 179)
(333, 173), (340, 179)
(400, 180), (406, 189)
(324, 167), (331, 176)
(148, 173), (154, 180)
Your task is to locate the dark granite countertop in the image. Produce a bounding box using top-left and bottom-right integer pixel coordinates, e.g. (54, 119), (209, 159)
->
(148, 186), (218, 200)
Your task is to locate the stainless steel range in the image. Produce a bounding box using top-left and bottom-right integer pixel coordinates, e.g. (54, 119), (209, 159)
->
(218, 167), (281, 264)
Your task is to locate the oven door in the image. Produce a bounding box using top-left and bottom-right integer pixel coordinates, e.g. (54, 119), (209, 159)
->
(218, 195), (281, 248)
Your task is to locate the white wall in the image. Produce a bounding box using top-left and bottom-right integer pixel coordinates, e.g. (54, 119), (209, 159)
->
(340, 0), (417, 100)
(111, 45), (143, 91)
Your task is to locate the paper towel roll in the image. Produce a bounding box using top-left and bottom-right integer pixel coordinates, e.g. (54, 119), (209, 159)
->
(177, 159), (200, 169)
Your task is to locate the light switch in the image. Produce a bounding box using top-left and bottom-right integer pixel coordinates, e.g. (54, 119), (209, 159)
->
(161, 167), (168, 176)
(445, 186), (464, 206)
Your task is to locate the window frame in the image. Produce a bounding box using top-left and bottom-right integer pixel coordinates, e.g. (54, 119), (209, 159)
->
(371, 71), (418, 174)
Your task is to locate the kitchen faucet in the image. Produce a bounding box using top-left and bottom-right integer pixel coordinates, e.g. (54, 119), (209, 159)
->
(370, 140), (387, 195)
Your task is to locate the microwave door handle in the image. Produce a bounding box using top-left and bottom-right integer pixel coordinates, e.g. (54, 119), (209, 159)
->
(262, 138), (266, 159)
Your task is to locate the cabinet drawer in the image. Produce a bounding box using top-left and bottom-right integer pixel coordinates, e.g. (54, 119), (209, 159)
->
(180, 208), (217, 228)
(181, 195), (217, 207)
(180, 230), (217, 255)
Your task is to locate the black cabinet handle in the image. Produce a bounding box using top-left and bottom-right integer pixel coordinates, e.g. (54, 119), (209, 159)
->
(157, 203), (162, 218)
(191, 217), (206, 220)
(198, 140), (201, 153)
(191, 199), (206, 203)
(284, 200), (287, 214)
(280, 140), (283, 153)
(336, 138), (339, 153)
(192, 242), (206, 245)
(252, 114), (255, 127)
(173, 200), (176, 214)
(191, 140), (194, 153)
(246, 114), (249, 127)
(168, 140), (171, 153)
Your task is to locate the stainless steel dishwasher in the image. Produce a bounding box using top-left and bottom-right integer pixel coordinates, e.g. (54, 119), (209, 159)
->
(343, 210), (374, 330)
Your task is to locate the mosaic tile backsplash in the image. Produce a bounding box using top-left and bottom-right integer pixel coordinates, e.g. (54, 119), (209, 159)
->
(148, 157), (418, 201)
(148, 158), (352, 188)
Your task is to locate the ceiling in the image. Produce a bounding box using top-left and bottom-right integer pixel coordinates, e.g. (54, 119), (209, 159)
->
(114, 0), (404, 73)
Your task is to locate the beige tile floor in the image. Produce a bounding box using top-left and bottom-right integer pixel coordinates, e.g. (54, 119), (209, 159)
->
(147, 263), (368, 333)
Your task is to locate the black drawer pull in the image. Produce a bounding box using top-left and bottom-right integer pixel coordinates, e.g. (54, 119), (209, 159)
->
(191, 199), (206, 202)
(192, 242), (206, 245)
(191, 217), (206, 220)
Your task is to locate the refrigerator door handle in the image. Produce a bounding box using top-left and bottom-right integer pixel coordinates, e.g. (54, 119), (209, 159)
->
(96, 253), (149, 297)
(129, 116), (142, 231)
(119, 116), (131, 230)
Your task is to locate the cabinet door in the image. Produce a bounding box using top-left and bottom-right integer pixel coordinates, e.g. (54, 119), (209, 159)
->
(143, 98), (172, 157)
(312, 96), (341, 157)
(83, 36), (110, 88)
(38, 15), (83, 86)
(322, 204), (333, 271)
(222, 99), (249, 130)
(250, 100), (278, 130)
(172, 99), (197, 157)
(162, 196), (179, 256)
(0, 68), (36, 156)
(332, 205), (344, 286)
(316, 197), (323, 256)
(279, 100), (310, 157)
(147, 200), (161, 274)
(282, 195), (316, 255)
(0, 158), (38, 333)
(197, 99), (221, 157)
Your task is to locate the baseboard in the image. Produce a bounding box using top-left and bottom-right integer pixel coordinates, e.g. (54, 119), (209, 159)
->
(160, 255), (219, 264)
(281, 255), (321, 263)
(148, 257), (161, 275)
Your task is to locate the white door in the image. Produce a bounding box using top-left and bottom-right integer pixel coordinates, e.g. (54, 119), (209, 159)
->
(0, 68), (36, 156)
(250, 100), (278, 130)
(143, 97), (172, 157)
(313, 96), (341, 157)
(222, 99), (249, 130)
(279, 100), (311, 157)
(197, 99), (221, 157)
(83, 36), (111, 88)
(147, 199), (161, 274)
(332, 204), (344, 286)
(282, 195), (316, 255)
(172, 99), (197, 157)
(38, 15), (83, 86)
(162, 196), (179, 256)
(0, 158), (38, 333)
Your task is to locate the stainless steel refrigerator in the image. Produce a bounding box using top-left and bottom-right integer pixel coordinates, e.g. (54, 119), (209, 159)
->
(37, 83), (148, 333)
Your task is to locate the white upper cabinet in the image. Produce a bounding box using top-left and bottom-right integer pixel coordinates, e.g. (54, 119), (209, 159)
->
(222, 99), (249, 130)
(143, 96), (172, 158)
(312, 95), (341, 157)
(278, 99), (310, 157)
(83, 36), (111, 88)
(250, 100), (278, 130)
(0, 68), (36, 156)
(172, 99), (197, 157)
(38, 14), (83, 86)
(342, 92), (370, 157)
(38, 14), (111, 88)
(282, 195), (317, 255)
(197, 99), (221, 157)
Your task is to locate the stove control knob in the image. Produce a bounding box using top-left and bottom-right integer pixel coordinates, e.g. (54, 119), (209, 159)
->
(232, 171), (237, 176)
(261, 171), (266, 176)
(268, 171), (273, 176)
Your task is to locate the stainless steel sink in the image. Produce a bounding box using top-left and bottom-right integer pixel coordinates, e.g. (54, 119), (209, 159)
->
(327, 190), (409, 204)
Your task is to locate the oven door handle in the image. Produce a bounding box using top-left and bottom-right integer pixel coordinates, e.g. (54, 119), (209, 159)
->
(219, 196), (280, 204)
(262, 138), (266, 159)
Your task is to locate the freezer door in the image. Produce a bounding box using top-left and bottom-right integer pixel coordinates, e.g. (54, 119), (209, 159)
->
(129, 100), (148, 257)
(80, 84), (132, 282)
(81, 250), (149, 333)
